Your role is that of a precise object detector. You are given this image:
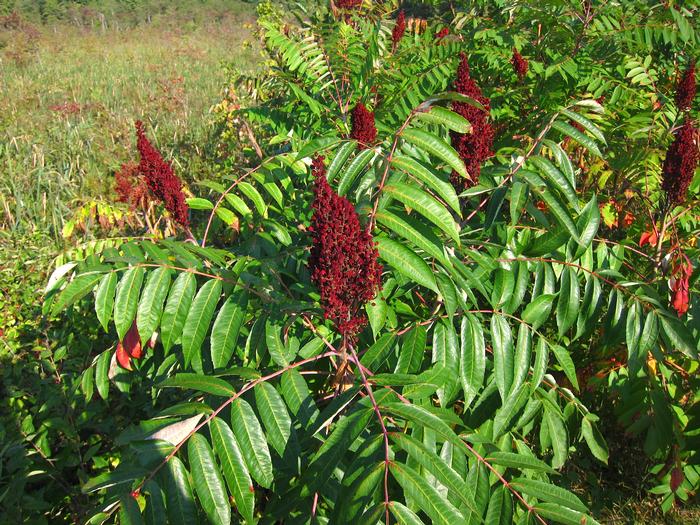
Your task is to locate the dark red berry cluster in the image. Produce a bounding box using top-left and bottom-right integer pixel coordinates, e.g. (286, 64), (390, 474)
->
(511, 49), (528, 80)
(135, 121), (190, 227)
(392, 10), (406, 48)
(115, 162), (149, 207)
(450, 52), (494, 190)
(675, 61), (696, 112)
(309, 157), (382, 337)
(435, 27), (449, 41)
(661, 118), (699, 205)
(350, 103), (378, 148)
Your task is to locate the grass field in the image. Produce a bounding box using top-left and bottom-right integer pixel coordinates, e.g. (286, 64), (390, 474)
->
(0, 8), (258, 241)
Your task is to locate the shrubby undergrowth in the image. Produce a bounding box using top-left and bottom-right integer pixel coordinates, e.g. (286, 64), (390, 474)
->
(5, 0), (700, 523)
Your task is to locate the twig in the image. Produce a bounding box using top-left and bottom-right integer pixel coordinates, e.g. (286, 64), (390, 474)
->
(348, 346), (392, 525)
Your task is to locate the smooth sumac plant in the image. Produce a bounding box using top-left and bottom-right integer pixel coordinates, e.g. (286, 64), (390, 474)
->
(47, 1), (700, 523)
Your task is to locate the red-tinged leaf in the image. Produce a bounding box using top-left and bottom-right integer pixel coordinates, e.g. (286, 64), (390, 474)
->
(123, 321), (143, 359)
(116, 343), (132, 370)
(639, 230), (658, 247)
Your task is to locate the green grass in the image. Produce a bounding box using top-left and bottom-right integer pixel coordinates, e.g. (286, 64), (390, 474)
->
(0, 7), (259, 240)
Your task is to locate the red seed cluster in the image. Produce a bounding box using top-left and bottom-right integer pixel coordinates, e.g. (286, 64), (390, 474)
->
(336, 0), (362, 9)
(661, 119), (699, 205)
(511, 49), (528, 80)
(675, 61), (696, 112)
(135, 121), (190, 227)
(392, 10), (406, 48)
(309, 157), (382, 337)
(450, 52), (495, 190)
(115, 162), (150, 207)
(435, 27), (450, 41)
(350, 103), (378, 148)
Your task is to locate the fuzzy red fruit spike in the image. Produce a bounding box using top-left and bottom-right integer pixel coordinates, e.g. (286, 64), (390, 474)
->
(308, 157), (382, 337)
(135, 121), (190, 227)
(675, 61), (696, 112)
(435, 27), (449, 41)
(449, 52), (494, 191)
(511, 48), (528, 80)
(661, 118), (699, 205)
(350, 103), (377, 148)
(392, 10), (406, 46)
(115, 162), (149, 207)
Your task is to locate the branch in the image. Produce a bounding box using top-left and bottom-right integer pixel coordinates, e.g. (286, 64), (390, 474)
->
(348, 346), (392, 525)
(133, 350), (338, 495)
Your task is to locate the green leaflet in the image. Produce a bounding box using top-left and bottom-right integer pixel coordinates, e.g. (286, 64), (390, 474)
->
(119, 495), (144, 525)
(485, 451), (556, 474)
(543, 405), (568, 469)
(210, 291), (248, 369)
(549, 342), (579, 391)
(254, 381), (295, 458)
(491, 268), (514, 308)
(95, 272), (117, 332)
(484, 485), (512, 525)
(552, 120), (603, 157)
(376, 236), (439, 292)
(530, 155), (578, 210)
(581, 415), (609, 465)
(114, 267), (145, 340)
(390, 432), (479, 515)
(376, 209), (450, 267)
(159, 373), (237, 397)
(161, 272), (197, 353)
(391, 154), (461, 214)
(396, 324), (427, 374)
(188, 433), (231, 525)
(383, 182), (460, 244)
(300, 407), (374, 497)
(238, 181), (267, 217)
(230, 398), (274, 488)
(414, 105), (472, 133)
(510, 477), (586, 512)
(401, 127), (468, 179)
(52, 272), (103, 316)
(556, 267), (580, 337)
(534, 503), (601, 525)
(390, 501), (427, 525)
(390, 462), (465, 525)
(327, 141), (358, 182)
(210, 418), (255, 523)
(511, 324), (532, 397)
(459, 314), (485, 409)
(137, 267), (172, 345)
(182, 278), (222, 372)
(336, 148), (376, 196)
(491, 314), (514, 402)
(522, 293), (556, 330)
(165, 456), (198, 525)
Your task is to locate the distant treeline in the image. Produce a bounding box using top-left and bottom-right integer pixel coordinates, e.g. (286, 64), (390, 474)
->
(0, 0), (260, 26)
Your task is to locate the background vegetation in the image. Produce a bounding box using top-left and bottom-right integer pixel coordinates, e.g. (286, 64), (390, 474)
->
(2, 0), (700, 524)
